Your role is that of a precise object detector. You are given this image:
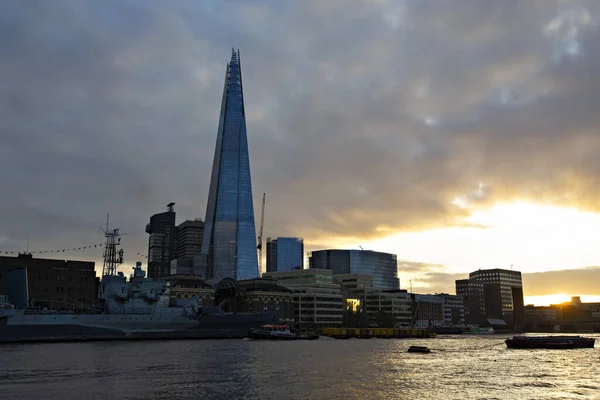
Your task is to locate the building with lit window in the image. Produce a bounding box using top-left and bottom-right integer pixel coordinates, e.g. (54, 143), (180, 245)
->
(264, 269), (343, 329)
(308, 249), (399, 290)
(266, 237), (304, 272)
(200, 49), (259, 281)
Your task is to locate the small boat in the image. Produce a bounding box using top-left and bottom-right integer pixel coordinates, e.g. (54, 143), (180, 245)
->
(248, 324), (319, 340)
(505, 335), (595, 349)
(462, 326), (494, 335)
(407, 345), (431, 353)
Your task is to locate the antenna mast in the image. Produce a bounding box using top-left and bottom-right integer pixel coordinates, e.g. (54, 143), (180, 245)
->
(100, 214), (125, 277)
(257, 193), (266, 275)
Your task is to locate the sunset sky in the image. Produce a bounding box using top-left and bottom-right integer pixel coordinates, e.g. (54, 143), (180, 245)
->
(2, 0), (600, 306)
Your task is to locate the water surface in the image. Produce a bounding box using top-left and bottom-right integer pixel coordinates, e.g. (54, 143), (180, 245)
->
(1, 334), (598, 399)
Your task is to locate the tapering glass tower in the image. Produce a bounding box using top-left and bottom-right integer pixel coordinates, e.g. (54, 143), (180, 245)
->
(200, 49), (259, 281)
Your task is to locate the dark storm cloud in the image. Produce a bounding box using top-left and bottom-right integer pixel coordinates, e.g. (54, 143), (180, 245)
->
(1, 0), (599, 266)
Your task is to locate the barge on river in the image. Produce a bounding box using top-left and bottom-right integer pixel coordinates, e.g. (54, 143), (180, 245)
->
(505, 335), (595, 349)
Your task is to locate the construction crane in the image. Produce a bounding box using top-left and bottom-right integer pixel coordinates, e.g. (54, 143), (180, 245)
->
(257, 193), (266, 274)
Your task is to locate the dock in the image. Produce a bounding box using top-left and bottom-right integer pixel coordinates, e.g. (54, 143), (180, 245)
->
(321, 327), (436, 339)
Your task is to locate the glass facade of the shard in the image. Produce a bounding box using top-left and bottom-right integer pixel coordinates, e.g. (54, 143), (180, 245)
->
(200, 49), (259, 281)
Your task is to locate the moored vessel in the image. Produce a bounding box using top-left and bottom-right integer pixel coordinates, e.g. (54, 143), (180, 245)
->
(248, 324), (319, 340)
(463, 326), (494, 335)
(0, 225), (277, 344)
(0, 264), (277, 343)
(505, 335), (595, 349)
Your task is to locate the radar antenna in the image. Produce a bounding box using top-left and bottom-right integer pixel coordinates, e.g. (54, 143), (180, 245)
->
(100, 214), (126, 277)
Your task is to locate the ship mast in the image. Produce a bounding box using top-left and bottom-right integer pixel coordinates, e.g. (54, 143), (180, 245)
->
(100, 214), (125, 277)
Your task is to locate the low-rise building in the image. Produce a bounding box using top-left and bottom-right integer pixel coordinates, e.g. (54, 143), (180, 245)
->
(264, 269), (343, 329)
(0, 253), (97, 308)
(334, 273), (373, 292)
(334, 273), (411, 327)
(363, 289), (412, 327)
(412, 293), (464, 328)
(524, 297), (600, 333)
(156, 274), (214, 306)
(235, 279), (294, 324)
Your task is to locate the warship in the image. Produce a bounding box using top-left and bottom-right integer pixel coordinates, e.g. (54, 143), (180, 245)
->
(0, 224), (277, 344)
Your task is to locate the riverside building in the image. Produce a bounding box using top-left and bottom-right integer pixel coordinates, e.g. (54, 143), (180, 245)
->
(456, 268), (524, 330)
(0, 253), (97, 308)
(308, 249), (400, 290)
(263, 269), (343, 330)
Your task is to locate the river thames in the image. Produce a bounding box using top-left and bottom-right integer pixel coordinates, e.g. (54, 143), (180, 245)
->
(1, 335), (599, 399)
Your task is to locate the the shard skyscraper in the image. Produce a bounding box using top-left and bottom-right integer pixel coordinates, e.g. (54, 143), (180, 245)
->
(200, 49), (259, 281)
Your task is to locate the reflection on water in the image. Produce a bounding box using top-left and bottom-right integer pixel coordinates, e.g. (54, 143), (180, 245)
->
(1, 335), (599, 399)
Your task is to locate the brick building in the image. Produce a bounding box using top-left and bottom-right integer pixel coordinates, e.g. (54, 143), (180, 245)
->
(0, 253), (97, 308)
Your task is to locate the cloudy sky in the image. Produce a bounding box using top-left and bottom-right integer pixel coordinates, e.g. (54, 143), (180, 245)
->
(2, 0), (600, 305)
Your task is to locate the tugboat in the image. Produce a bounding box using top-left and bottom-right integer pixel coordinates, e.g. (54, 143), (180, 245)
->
(248, 324), (319, 340)
(505, 335), (595, 349)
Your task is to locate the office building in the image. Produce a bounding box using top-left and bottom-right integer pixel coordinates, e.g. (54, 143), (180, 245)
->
(266, 237), (304, 273)
(363, 289), (413, 327)
(200, 49), (259, 281)
(176, 219), (204, 261)
(456, 278), (485, 325)
(0, 253), (97, 308)
(309, 249), (400, 290)
(456, 268), (524, 329)
(146, 203), (177, 278)
(410, 293), (464, 328)
(264, 269), (343, 329)
(333, 273), (373, 292)
(169, 219), (205, 276)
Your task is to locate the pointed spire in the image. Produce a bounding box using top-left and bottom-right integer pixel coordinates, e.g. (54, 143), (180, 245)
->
(230, 48), (241, 66)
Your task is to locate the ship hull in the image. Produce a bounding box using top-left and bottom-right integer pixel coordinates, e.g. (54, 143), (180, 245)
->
(0, 312), (278, 343)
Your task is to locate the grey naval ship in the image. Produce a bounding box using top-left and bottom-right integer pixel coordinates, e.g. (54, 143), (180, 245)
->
(0, 225), (277, 343)
(0, 264), (277, 343)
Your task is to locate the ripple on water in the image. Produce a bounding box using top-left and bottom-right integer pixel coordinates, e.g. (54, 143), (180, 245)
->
(0, 335), (599, 399)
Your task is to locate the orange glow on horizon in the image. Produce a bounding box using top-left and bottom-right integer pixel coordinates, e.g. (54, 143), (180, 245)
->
(525, 294), (600, 307)
(328, 201), (600, 299)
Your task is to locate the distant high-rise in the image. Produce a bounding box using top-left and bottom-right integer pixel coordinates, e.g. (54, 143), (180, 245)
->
(266, 237), (304, 273)
(200, 49), (259, 281)
(309, 249), (400, 291)
(176, 219), (204, 261)
(146, 203), (177, 278)
(456, 268), (524, 329)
